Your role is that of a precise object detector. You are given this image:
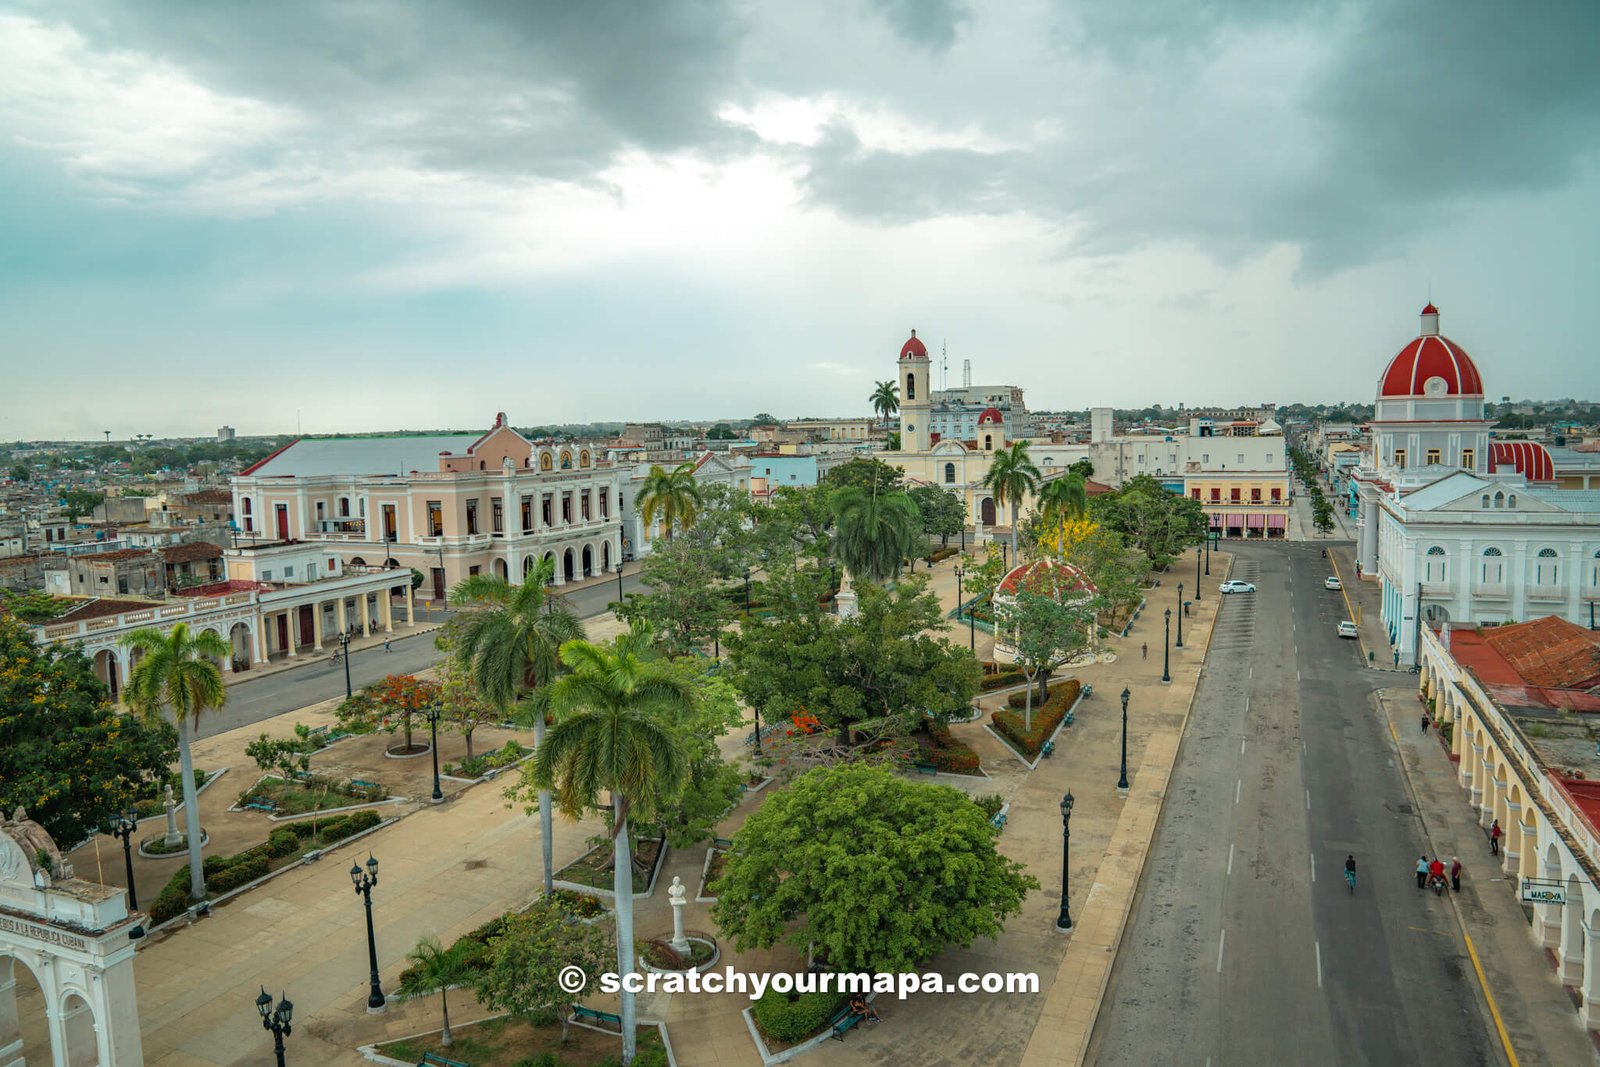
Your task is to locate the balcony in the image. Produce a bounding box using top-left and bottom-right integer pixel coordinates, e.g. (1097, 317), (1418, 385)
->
(1420, 582), (1453, 597)
(1585, 586), (1600, 602)
(1526, 585), (1567, 601)
(1473, 584), (1509, 601)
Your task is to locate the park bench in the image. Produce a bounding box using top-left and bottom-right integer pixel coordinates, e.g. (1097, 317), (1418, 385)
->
(990, 811), (1007, 830)
(713, 837), (734, 850)
(306, 725), (328, 740)
(913, 762), (939, 775)
(350, 779), (381, 794)
(418, 1053), (470, 1067)
(830, 1003), (877, 1040)
(291, 770), (315, 783)
(571, 1004), (623, 1032)
(1039, 740), (1056, 759)
(243, 800), (275, 812)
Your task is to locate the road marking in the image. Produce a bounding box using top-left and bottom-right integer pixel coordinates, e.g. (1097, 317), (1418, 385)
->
(1236, 780), (1242, 805)
(1245, 696), (1250, 714)
(1305, 789), (1311, 810)
(1315, 940), (1323, 988)
(1464, 932), (1521, 1067)
(1240, 738), (1246, 754)
(1227, 843), (1235, 876)
(1217, 929), (1226, 972)
(1249, 666), (1253, 679)
(1388, 720), (1399, 742)
(1310, 854), (1316, 882)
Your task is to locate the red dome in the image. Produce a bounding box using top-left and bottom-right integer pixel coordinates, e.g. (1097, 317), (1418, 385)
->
(899, 330), (928, 360)
(978, 407), (1004, 424)
(1379, 306), (1482, 398)
(1490, 441), (1554, 483)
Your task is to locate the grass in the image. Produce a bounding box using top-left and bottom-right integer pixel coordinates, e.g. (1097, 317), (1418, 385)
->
(555, 838), (662, 895)
(238, 775), (383, 815)
(375, 1014), (669, 1067)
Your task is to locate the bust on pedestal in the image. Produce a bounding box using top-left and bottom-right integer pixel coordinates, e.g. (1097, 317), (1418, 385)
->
(834, 569), (859, 620)
(667, 876), (690, 955)
(162, 784), (183, 847)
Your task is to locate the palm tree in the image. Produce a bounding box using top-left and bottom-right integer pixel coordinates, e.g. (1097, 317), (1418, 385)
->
(984, 441), (1041, 559)
(121, 622), (230, 900)
(636, 462), (702, 542)
(449, 556), (584, 894)
(831, 487), (922, 584)
(396, 934), (473, 1047)
(869, 380), (900, 423)
(1038, 471), (1089, 527)
(534, 631), (690, 1066)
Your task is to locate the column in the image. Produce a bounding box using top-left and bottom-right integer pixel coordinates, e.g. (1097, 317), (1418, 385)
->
(1468, 741), (1484, 808)
(1583, 917), (1600, 1028)
(312, 601), (324, 652)
(1478, 761), (1496, 827)
(286, 610), (299, 658)
(1502, 799), (1521, 875)
(382, 588), (394, 634)
(1538, 856), (1563, 950)
(253, 620), (268, 666)
(405, 583), (415, 626)
(336, 596), (348, 638)
(360, 593), (372, 637)
(1558, 884), (1584, 986)
(1518, 813), (1538, 881)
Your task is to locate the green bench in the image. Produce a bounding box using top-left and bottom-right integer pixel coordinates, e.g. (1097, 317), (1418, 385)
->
(243, 800), (275, 812)
(571, 1004), (623, 1032)
(307, 725), (328, 739)
(1039, 740), (1056, 759)
(830, 1002), (878, 1040)
(913, 762), (938, 775)
(350, 779), (381, 794)
(418, 1053), (470, 1067)
(713, 837), (734, 850)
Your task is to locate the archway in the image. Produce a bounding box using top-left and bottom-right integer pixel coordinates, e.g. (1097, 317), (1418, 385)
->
(581, 544), (594, 578)
(1562, 874), (1586, 987)
(92, 649), (120, 702)
(524, 556), (536, 576)
(228, 622), (252, 671)
(60, 991), (97, 1067)
(495, 558), (509, 581)
(563, 549), (575, 583)
(980, 497), (996, 525)
(602, 542), (611, 572)
(1, 955), (53, 1066)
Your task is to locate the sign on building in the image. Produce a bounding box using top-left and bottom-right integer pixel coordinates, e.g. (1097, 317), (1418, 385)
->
(1520, 878), (1567, 906)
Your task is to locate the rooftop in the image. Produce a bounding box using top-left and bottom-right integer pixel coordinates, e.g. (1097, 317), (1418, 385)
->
(240, 434), (483, 478)
(53, 597), (162, 623)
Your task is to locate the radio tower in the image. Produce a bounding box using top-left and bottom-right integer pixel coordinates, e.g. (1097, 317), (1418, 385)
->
(941, 341), (948, 392)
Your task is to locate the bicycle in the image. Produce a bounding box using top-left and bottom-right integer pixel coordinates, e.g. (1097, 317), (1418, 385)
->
(1344, 867), (1357, 894)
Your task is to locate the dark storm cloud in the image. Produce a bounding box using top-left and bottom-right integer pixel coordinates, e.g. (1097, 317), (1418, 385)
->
(866, 0), (972, 52)
(799, 126), (1020, 222)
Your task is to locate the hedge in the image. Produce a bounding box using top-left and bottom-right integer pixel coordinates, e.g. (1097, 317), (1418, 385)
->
(922, 546), (960, 564)
(750, 988), (849, 1044)
(916, 720), (981, 774)
(991, 679), (1081, 758)
(980, 670), (1026, 692)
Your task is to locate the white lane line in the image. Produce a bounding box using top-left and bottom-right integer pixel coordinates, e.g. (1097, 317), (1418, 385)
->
(1240, 738), (1246, 755)
(1315, 941), (1323, 988)
(1305, 789), (1311, 810)
(1236, 779), (1242, 805)
(1249, 666), (1253, 680)
(1227, 843), (1235, 876)
(1217, 929), (1226, 973)
(1310, 854), (1316, 883)
(1298, 669), (1302, 683)
(1245, 696), (1251, 715)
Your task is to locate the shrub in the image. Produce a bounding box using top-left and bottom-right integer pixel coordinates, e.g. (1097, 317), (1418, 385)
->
(979, 670), (1025, 691)
(207, 855), (270, 893)
(512, 1056), (558, 1067)
(751, 988), (849, 1043)
(550, 888), (604, 918)
(991, 680), (1081, 758)
(148, 883), (190, 925)
(267, 828), (300, 858)
(973, 793), (1005, 819)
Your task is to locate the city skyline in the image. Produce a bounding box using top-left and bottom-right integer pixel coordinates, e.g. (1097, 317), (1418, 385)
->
(2, 0), (1598, 439)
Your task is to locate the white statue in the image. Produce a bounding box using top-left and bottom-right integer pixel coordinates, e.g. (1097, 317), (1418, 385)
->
(163, 784), (183, 847)
(667, 875), (689, 954)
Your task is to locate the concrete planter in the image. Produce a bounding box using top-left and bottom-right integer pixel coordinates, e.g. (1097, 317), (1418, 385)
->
(552, 839), (669, 901)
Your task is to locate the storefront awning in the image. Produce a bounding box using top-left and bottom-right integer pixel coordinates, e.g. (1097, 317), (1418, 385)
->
(1266, 514), (1286, 529)
(1209, 513), (1223, 528)
(1246, 514), (1266, 528)
(1226, 514), (1245, 527)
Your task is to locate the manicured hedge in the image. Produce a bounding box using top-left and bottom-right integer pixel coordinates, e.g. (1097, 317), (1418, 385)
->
(751, 988), (849, 1044)
(915, 719), (981, 773)
(991, 679), (1081, 758)
(979, 670), (1026, 692)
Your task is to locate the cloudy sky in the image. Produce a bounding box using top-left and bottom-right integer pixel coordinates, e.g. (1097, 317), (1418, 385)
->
(2, 0), (1597, 440)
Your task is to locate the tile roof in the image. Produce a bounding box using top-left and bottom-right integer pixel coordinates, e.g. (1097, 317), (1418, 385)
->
(159, 542), (224, 563)
(1484, 617), (1600, 690)
(79, 548), (156, 563)
(53, 597), (162, 623)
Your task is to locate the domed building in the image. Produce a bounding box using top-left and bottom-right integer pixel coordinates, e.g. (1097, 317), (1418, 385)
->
(1351, 306), (1600, 665)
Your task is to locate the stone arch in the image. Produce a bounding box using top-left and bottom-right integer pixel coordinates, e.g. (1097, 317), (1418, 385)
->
(92, 648), (121, 703)
(562, 548), (576, 583)
(349, 556), (367, 567)
(1562, 873), (1586, 988)
(59, 990), (97, 1067)
(524, 556), (536, 576)
(228, 621), (253, 670)
(581, 543), (594, 578)
(494, 558), (509, 581)
(602, 541), (612, 572)
(1519, 806), (1539, 880)
(1, 953), (54, 1066)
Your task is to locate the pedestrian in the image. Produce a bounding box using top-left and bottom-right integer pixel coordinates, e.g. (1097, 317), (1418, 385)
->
(1489, 820), (1502, 856)
(1415, 855), (1428, 889)
(383, 636), (391, 653)
(1141, 642), (1148, 660)
(1421, 713), (1430, 735)
(1450, 857), (1462, 892)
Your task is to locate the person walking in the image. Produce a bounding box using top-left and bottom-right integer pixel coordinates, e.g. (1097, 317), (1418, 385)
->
(1450, 857), (1463, 892)
(383, 635), (392, 653)
(1416, 855), (1429, 889)
(1489, 820), (1503, 856)
(1421, 713), (1430, 735)
(1141, 642), (1148, 660)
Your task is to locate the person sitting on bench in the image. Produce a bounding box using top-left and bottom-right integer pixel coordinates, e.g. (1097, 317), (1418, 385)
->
(848, 993), (880, 1024)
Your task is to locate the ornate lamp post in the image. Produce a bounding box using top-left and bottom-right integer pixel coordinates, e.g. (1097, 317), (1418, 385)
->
(1195, 544), (1202, 600)
(350, 855), (385, 1012)
(109, 811), (139, 911)
(256, 987), (294, 1067)
(425, 703), (443, 803)
(1175, 582), (1184, 648)
(614, 562), (625, 607)
(743, 567), (752, 614)
(1117, 688), (1131, 793)
(954, 565), (975, 651)
(1162, 609), (1172, 684)
(1205, 531), (1211, 575)
(1055, 791), (1075, 931)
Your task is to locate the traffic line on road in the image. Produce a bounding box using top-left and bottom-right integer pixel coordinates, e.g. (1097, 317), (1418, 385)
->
(1305, 789), (1311, 810)
(1227, 843), (1235, 876)
(1310, 854), (1316, 882)
(1387, 719), (1399, 742)
(1315, 940), (1323, 988)
(1235, 779), (1241, 805)
(1217, 929), (1226, 973)
(1464, 932), (1521, 1067)
(1240, 738), (1246, 754)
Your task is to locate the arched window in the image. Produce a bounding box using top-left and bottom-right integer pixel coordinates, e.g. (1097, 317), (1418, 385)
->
(1493, 491), (1504, 508)
(479, 460), (486, 470)
(1425, 545), (1447, 584)
(983, 434), (993, 451)
(338, 497), (350, 516)
(1535, 547), (1559, 585)
(905, 373), (916, 400)
(944, 462), (956, 484)
(1481, 494), (1489, 509)
(1507, 494), (1517, 508)
(579, 450), (591, 468)
(1591, 548), (1600, 589)
(1480, 546), (1504, 584)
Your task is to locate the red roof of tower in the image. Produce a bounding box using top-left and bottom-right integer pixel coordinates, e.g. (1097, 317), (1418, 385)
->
(1378, 305), (1483, 398)
(899, 330), (928, 360)
(1489, 441), (1555, 483)
(978, 407), (1004, 424)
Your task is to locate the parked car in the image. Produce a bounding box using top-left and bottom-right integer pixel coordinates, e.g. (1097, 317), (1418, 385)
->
(1337, 620), (1359, 638)
(1219, 581), (1256, 594)
(1324, 576), (1342, 590)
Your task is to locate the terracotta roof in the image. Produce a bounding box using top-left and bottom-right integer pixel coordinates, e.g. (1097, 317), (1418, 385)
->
(183, 489), (233, 504)
(175, 579), (266, 597)
(53, 597), (161, 623)
(79, 548), (155, 564)
(1483, 617), (1600, 691)
(996, 558), (1097, 598)
(1378, 306), (1482, 398)
(899, 330), (927, 360)
(159, 542), (224, 564)
(1085, 479), (1114, 495)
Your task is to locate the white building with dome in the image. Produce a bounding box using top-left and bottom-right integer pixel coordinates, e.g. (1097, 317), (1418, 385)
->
(1352, 305), (1600, 664)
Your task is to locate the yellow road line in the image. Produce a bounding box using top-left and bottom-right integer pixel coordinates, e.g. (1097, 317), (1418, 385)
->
(1464, 931), (1520, 1067)
(1325, 551), (1371, 663)
(1388, 720), (1398, 743)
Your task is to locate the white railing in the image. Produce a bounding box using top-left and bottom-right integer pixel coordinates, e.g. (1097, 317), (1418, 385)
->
(1473, 584), (1509, 600)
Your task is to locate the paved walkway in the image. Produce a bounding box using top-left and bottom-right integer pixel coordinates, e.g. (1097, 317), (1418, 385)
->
(1379, 689), (1599, 1066)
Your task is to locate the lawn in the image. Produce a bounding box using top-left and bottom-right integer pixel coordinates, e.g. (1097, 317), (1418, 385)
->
(555, 838), (663, 895)
(377, 1014), (668, 1067)
(237, 775), (384, 815)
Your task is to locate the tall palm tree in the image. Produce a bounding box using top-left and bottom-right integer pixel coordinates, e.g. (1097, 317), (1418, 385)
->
(534, 631), (690, 1066)
(449, 555), (584, 894)
(869, 380), (900, 422)
(984, 441), (1041, 559)
(831, 486), (922, 584)
(396, 934), (473, 1047)
(1038, 471), (1089, 527)
(636, 462), (702, 542)
(121, 622), (230, 900)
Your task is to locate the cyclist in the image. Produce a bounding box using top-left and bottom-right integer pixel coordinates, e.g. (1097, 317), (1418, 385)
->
(1344, 855), (1357, 892)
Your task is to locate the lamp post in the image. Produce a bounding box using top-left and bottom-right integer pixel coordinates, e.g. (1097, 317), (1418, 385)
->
(1055, 791), (1075, 931)
(425, 704), (443, 803)
(1175, 582), (1184, 648)
(1205, 531), (1211, 575)
(255, 987), (293, 1067)
(1162, 609), (1172, 684)
(1195, 544), (1202, 600)
(1117, 688), (1131, 793)
(110, 812), (139, 912)
(955, 565), (975, 652)
(614, 562), (624, 607)
(337, 632), (352, 700)
(743, 566), (752, 615)
(350, 855), (385, 1012)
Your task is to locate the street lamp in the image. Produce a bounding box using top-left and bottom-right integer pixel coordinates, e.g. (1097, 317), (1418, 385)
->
(109, 811), (139, 911)
(350, 855), (385, 1012)
(337, 632), (353, 700)
(614, 562), (625, 608)
(743, 566), (752, 615)
(255, 987), (293, 1067)
(425, 703), (443, 803)
(1195, 544), (1202, 601)
(1117, 688), (1131, 793)
(1175, 582), (1184, 648)
(1055, 791), (1075, 931)
(1162, 609), (1172, 684)
(1204, 531), (1211, 575)
(955, 565), (975, 652)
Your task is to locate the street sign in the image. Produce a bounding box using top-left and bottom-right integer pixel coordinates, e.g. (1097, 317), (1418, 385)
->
(1521, 878), (1566, 905)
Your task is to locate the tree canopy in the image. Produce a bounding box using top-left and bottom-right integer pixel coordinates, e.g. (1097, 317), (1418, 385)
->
(823, 456), (905, 496)
(831, 487), (921, 584)
(908, 484), (966, 547)
(1088, 474), (1206, 563)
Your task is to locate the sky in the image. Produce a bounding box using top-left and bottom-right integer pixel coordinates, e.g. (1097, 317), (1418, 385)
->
(1, 0), (1598, 440)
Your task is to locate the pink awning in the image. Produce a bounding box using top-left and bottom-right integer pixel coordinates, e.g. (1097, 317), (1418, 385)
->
(1226, 514), (1245, 527)
(1246, 514), (1266, 528)
(1266, 514), (1286, 529)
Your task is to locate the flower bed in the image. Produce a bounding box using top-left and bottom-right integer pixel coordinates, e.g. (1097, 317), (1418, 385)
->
(235, 774), (385, 815)
(990, 679), (1081, 759)
(374, 1013), (670, 1067)
(555, 837), (665, 896)
(147, 809), (383, 924)
(443, 739), (528, 779)
(911, 720), (982, 774)
(394, 891), (607, 990)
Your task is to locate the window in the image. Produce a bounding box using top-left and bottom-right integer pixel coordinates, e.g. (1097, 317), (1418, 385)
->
(1394, 449), (1406, 468)
(1266, 453), (1275, 464)
(427, 501), (443, 536)
(1536, 548), (1559, 584)
(1425, 545), (1447, 584)
(491, 498), (503, 533)
(1250, 488), (1262, 502)
(1592, 549), (1600, 588)
(1210, 488), (1221, 503)
(1270, 488), (1281, 503)
(262, 569), (273, 581)
(1190, 488), (1201, 500)
(1493, 491), (1504, 508)
(542, 495), (553, 526)
(1237, 454), (1245, 465)
(1462, 448), (1475, 470)
(905, 373), (916, 400)
(1230, 488), (1241, 502)
(339, 497), (349, 516)
(327, 558), (336, 572)
(562, 495), (572, 523)
(1480, 546), (1504, 584)
(521, 497), (533, 532)
(284, 565), (295, 578)
(1426, 449), (1441, 465)
(944, 462), (956, 484)
(1481, 494), (1489, 509)
(316, 501), (325, 520)
(469, 565), (481, 576)
(581, 492), (592, 520)
(1202, 454), (1209, 464)
(1507, 494), (1517, 508)
(600, 488), (610, 518)
(466, 500), (479, 535)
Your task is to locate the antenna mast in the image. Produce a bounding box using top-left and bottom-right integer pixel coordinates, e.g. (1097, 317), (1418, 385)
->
(941, 341), (948, 392)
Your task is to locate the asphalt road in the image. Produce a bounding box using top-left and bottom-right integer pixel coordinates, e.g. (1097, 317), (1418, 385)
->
(196, 571), (646, 740)
(1093, 540), (1498, 1067)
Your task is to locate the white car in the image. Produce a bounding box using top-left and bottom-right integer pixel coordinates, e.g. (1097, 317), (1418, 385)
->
(1219, 581), (1256, 594)
(1324, 576), (1342, 590)
(1337, 620), (1359, 638)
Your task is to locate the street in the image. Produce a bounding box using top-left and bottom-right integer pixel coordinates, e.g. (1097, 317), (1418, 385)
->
(1093, 540), (1498, 1066)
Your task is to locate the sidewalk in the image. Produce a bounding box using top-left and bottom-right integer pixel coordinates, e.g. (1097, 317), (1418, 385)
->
(1378, 689), (1599, 1066)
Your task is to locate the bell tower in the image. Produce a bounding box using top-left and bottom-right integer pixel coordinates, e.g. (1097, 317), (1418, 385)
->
(898, 329), (931, 454)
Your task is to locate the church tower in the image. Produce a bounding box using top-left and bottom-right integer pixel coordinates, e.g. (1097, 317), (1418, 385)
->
(898, 329), (931, 453)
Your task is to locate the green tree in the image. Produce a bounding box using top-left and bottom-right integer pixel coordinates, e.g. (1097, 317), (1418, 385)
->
(473, 903), (615, 1042)
(409, 568), (425, 591)
(655, 661), (746, 849)
(530, 630), (691, 1065)
(1069, 458), (1095, 479)
(122, 622), (231, 899)
(1089, 475), (1205, 564)
(711, 764), (1037, 972)
(706, 423), (737, 440)
(983, 441), (1040, 557)
(60, 489), (105, 522)
(637, 462), (702, 542)
(1064, 527), (1143, 623)
(448, 556), (585, 894)
(0, 617), (177, 846)
(435, 657), (495, 762)
(245, 733), (312, 781)
(824, 456), (905, 496)
(907, 485), (966, 548)
(831, 487), (921, 584)
(614, 534), (732, 658)
(9, 464), (29, 482)
(1037, 472), (1088, 526)
(397, 934), (477, 1047)
(1312, 493), (1336, 537)
(995, 584), (1097, 728)
(869, 380), (900, 422)
(750, 412), (778, 425)
(758, 485), (835, 566)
